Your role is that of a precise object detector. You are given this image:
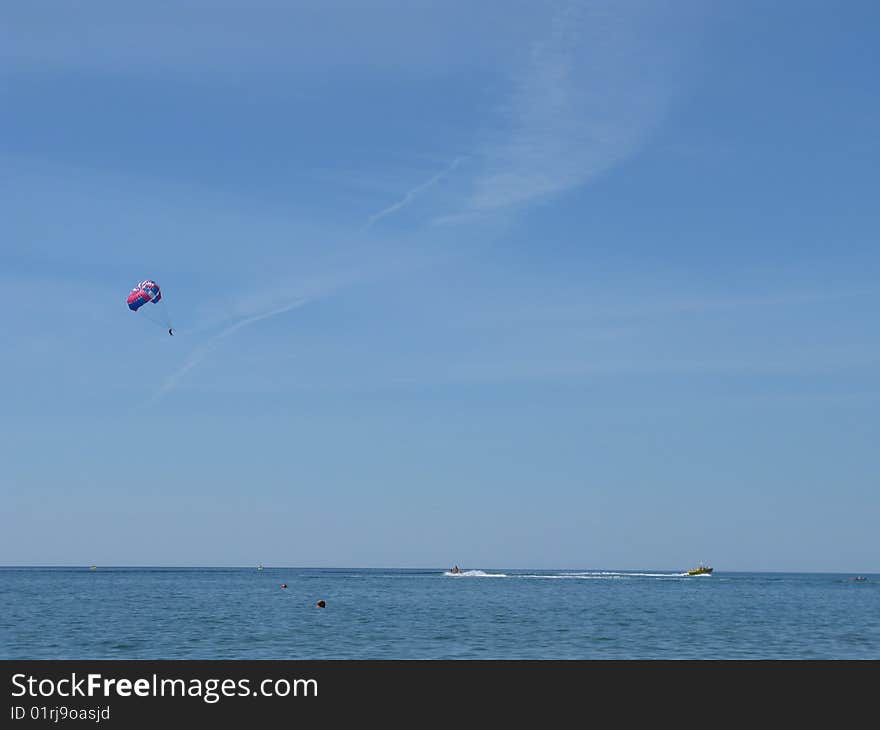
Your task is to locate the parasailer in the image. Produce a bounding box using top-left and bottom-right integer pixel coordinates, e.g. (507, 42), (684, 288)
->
(127, 279), (174, 334)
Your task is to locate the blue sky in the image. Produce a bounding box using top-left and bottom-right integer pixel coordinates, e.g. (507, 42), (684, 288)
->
(2, 1), (877, 572)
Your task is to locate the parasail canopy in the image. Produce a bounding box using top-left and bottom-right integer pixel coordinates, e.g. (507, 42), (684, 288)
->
(126, 280), (162, 311)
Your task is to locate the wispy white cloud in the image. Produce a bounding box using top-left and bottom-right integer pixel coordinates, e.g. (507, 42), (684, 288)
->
(466, 0), (693, 214)
(362, 157), (464, 230)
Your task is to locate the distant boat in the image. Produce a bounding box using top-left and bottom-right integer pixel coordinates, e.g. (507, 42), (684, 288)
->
(687, 563), (713, 576)
(88, 566), (97, 570)
(449, 565), (462, 574)
(850, 576), (867, 582)
(257, 565), (264, 571)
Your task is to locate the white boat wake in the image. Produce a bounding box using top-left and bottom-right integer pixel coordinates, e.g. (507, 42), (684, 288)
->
(443, 570), (507, 578)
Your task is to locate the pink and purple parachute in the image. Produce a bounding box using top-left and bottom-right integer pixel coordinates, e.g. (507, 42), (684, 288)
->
(126, 280), (162, 311)
(127, 279), (174, 335)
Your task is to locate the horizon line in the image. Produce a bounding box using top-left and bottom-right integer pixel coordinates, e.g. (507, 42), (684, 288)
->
(0, 564), (873, 575)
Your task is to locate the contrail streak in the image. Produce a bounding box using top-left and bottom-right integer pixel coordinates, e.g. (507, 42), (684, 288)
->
(363, 157), (464, 230)
(149, 297), (309, 404)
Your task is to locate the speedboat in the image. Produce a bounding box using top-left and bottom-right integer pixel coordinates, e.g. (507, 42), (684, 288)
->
(687, 564), (713, 576)
(449, 566), (462, 574)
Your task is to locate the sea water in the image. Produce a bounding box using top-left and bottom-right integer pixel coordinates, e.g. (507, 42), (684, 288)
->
(1, 567), (877, 659)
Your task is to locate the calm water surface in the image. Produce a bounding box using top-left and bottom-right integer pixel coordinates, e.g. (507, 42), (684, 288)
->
(2, 568), (877, 659)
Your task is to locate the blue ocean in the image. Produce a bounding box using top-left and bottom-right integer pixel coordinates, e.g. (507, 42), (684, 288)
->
(2, 567), (877, 659)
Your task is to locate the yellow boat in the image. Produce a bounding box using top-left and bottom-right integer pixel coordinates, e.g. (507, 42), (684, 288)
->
(687, 563), (713, 576)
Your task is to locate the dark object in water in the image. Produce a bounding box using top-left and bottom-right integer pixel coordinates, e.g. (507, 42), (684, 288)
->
(280, 583), (288, 589)
(316, 599), (326, 608)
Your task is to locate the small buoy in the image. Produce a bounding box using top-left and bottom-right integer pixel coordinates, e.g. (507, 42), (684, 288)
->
(316, 599), (326, 608)
(280, 583), (288, 589)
